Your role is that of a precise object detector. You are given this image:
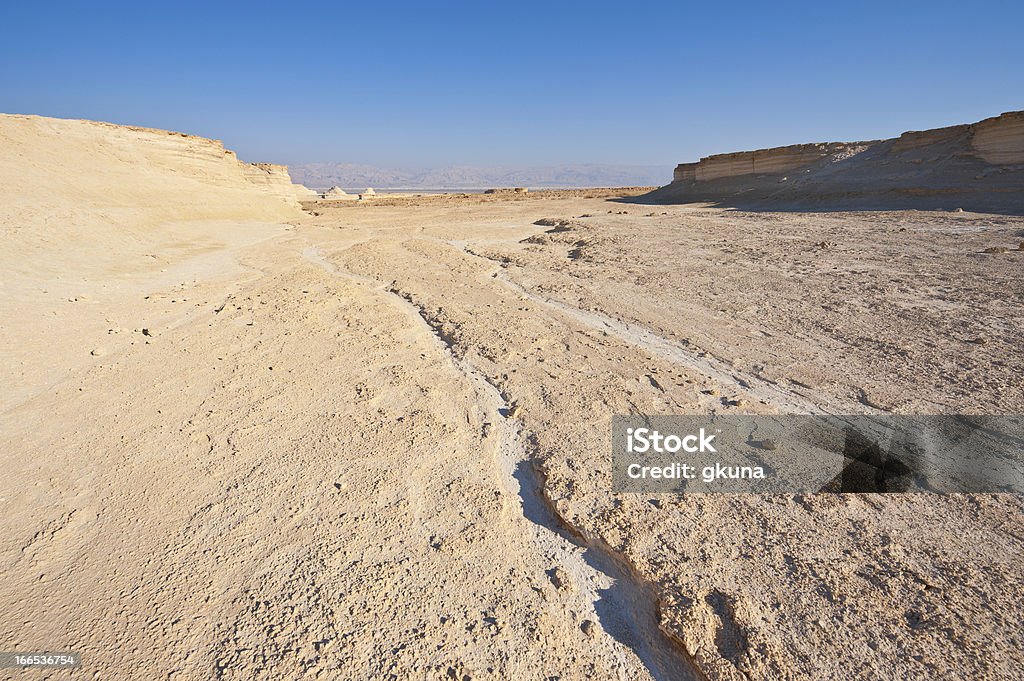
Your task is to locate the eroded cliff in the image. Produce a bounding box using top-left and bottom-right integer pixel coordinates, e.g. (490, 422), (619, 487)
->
(0, 114), (308, 227)
(656, 111), (1024, 213)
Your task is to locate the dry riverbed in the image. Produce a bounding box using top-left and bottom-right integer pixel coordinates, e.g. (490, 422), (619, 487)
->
(2, 191), (1022, 679)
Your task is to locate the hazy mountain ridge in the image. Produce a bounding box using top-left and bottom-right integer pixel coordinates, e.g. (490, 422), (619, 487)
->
(289, 163), (668, 189)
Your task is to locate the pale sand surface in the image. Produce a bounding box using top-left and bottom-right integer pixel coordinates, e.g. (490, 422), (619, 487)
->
(2, 118), (1023, 679)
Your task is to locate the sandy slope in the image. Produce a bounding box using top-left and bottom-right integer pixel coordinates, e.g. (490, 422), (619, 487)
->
(2, 118), (1023, 679)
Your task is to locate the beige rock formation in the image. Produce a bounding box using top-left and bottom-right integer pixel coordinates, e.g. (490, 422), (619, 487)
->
(0, 114), (301, 408)
(674, 142), (871, 182)
(673, 111), (1024, 184)
(659, 111), (1024, 212)
(971, 111), (1024, 164)
(240, 162), (316, 203)
(323, 185), (356, 201)
(0, 114), (303, 225)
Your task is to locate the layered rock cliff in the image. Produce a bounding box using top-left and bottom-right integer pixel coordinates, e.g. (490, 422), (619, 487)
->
(654, 111), (1024, 213)
(0, 114), (309, 224)
(241, 162), (319, 202)
(673, 141), (877, 182)
(972, 111), (1024, 164)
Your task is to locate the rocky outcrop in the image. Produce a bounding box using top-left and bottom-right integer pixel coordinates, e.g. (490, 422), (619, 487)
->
(0, 114), (306, 221)
(971, 111), (1024, 164)
(322, 186), (356, 201)
(673, 142), (874, 182)
(240, 162), (317, 203)
(654, 111), (1024, 213)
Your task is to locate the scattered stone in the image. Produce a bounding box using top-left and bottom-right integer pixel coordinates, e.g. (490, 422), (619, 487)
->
(90, 348), (105, 357)
(580, 619), (596, 637)
(759, 439), (778, 451)
(508, 404), (522, 419)
(967, 337), (987, 345)
(953, 207), (964, 213)
(534, 218), (567, 227)
(982, 246), (1009, 254)
(141, 328), (152, 337)
(549, 566), (573, 591)
(1018, 241), (1024, 251)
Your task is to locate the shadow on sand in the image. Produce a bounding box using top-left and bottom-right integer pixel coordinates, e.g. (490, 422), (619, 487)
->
(614, 184), (1024, 217)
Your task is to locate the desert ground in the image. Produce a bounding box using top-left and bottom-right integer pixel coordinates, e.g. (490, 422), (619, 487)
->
(1, 116), (1023, 680)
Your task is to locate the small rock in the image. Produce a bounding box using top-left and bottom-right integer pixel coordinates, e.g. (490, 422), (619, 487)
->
(1017, 241), (1024, 251)
(982, 247), (1009, 254)
(550, 566), (573, 591)
(141, 328), (152, 337)
(760, 439), (778, 451)
(534, 218), (564, 227)
(90, 348), (105, 357)
(953, 207), (964, 213)
(967, 337), (987, 345)
(580, 620), (596, 637)
(508, 405), (522, 419)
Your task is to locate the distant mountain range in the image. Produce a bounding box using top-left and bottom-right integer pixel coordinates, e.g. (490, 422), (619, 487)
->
(287, 163), (669, 190)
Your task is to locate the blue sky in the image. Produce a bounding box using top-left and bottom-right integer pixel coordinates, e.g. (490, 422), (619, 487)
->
(1, 1), (1021, 168)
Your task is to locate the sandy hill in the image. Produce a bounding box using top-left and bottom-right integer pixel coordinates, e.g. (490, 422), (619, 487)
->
(644, 111), (1024, 213)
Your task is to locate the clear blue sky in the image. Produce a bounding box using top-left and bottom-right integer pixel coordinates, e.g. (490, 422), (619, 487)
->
(2, 1), (1021, 168)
